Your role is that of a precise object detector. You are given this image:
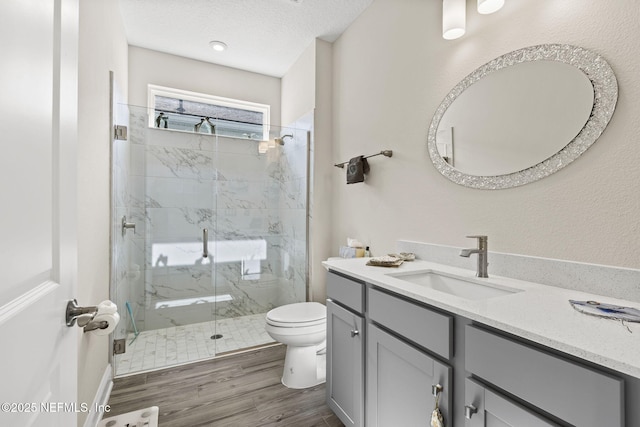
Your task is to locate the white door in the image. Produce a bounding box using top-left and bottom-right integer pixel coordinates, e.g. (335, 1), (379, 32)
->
(0, 0), (79, 426)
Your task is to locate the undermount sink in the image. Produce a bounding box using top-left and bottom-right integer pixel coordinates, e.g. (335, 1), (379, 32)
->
(387, 270), (523, 300)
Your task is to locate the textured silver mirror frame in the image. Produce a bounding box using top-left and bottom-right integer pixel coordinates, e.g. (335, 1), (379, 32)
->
(427, 44), (618, 190)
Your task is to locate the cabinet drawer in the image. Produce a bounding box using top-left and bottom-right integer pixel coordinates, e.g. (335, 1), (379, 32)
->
(368, 287), (452, 359)
(327, 271), (365, 314)
(465, 325), (623, 427)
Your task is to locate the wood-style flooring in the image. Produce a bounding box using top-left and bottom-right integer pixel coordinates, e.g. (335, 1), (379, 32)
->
(107, 344), (344, 427)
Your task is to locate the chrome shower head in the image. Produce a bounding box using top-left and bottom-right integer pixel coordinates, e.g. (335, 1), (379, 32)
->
(274, 134), (293, 145)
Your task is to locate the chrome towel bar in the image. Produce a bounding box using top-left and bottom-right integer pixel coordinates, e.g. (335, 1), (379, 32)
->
(334, 150), (393, 168)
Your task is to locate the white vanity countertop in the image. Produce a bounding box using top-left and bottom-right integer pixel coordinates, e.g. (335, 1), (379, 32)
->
(323, 258), (640, 379)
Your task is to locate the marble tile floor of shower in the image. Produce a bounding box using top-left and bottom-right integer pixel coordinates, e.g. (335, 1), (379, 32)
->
(114, 313), (275, 376)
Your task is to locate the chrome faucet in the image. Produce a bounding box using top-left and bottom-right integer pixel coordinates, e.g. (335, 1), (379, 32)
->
(460, 235), (488, 278)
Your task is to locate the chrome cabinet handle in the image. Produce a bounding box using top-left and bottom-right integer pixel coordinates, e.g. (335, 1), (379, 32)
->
(465, 404), (478, 419)
(203, 228), (209, 258)
(432, 384), (443, 397)
(350, 329), (359, 337)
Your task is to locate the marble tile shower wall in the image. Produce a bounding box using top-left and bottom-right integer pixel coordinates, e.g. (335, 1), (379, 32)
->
(127, 108), (307, 331)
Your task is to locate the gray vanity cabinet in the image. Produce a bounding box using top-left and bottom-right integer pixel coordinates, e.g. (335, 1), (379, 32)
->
(464, 378), (559, 427)
(326, 271), (365, 427)
(367, 324), (452, 427)
(326, 270), (638, 426)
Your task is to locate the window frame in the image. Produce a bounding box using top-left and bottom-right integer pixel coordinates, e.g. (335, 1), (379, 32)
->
(147, 84), (271, 140)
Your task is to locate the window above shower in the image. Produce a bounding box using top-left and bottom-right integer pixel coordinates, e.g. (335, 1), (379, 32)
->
(147, 84), (271, 140)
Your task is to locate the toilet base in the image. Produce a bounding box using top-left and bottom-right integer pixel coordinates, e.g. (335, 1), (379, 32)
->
(281, 345), (326, 389)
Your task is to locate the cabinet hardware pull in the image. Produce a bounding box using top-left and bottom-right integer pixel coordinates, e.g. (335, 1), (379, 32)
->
(465, 404), (478, 419)
(432, 384), (443, 397)
(350, 329), (359, 337)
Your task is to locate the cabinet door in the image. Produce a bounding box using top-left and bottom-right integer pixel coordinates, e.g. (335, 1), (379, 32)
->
(326, 299), (365, 427)
(465, 378), (559, 427)
(367, 324), (452, 427)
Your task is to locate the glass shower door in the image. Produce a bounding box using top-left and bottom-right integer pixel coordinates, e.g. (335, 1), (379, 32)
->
(210, 125), (308, 354)
(142, 108), (219, 368)
(112, 104), (309, 376)
(112, 104), (220, 374)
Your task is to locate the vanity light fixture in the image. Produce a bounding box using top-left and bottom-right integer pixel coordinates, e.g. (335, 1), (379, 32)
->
(477, 0), (504, 14)
(209, 40), (228, 52)
(442, 0), (466, 40)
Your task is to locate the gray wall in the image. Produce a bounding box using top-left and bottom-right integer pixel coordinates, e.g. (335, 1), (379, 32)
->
(77, 0), (129, 424)
(330, 0), (640, 271)
(128, 46), (282, 127)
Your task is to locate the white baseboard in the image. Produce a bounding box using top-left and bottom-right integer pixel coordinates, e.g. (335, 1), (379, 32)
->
(83, 364), (113, 427)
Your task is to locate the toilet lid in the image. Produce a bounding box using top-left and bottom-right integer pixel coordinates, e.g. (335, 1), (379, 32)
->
(266, 302), (326, 324)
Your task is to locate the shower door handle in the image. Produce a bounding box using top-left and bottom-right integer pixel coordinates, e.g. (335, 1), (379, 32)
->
(203, 228), (209, 258)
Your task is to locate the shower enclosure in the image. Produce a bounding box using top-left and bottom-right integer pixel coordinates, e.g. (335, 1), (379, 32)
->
(111, 103), (309, 376)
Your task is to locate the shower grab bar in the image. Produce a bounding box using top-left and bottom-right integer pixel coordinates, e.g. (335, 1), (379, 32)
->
(203, 228), (209, 258)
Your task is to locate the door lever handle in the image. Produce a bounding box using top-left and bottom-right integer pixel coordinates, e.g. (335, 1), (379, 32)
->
(66, 299), (97, 327)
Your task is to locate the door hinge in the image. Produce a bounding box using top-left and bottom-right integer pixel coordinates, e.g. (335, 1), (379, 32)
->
(113, 338), (126, 355)
(114, 125), (128, 141)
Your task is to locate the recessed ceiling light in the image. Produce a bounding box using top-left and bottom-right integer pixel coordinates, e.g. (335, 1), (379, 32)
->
(209, 41), (227, 52)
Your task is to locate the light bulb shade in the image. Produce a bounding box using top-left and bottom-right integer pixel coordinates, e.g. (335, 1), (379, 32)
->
(478, 0), (504, 14)
(443, 0), (466, 40)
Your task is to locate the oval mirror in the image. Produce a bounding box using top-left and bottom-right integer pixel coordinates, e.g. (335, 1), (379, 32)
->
(427, 44), (618, 189)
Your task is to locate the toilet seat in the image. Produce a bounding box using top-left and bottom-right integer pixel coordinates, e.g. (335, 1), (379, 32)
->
(266, 302), (326, 328)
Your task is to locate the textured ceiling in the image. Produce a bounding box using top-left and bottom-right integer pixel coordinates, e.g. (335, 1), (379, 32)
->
(118, 0), (374, 77)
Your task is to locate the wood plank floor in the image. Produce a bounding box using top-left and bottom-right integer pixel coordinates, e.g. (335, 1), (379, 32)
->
(107, 344), (344, 427)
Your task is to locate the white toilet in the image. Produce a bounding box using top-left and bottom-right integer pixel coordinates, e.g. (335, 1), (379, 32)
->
(265, 302), (327, 389)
